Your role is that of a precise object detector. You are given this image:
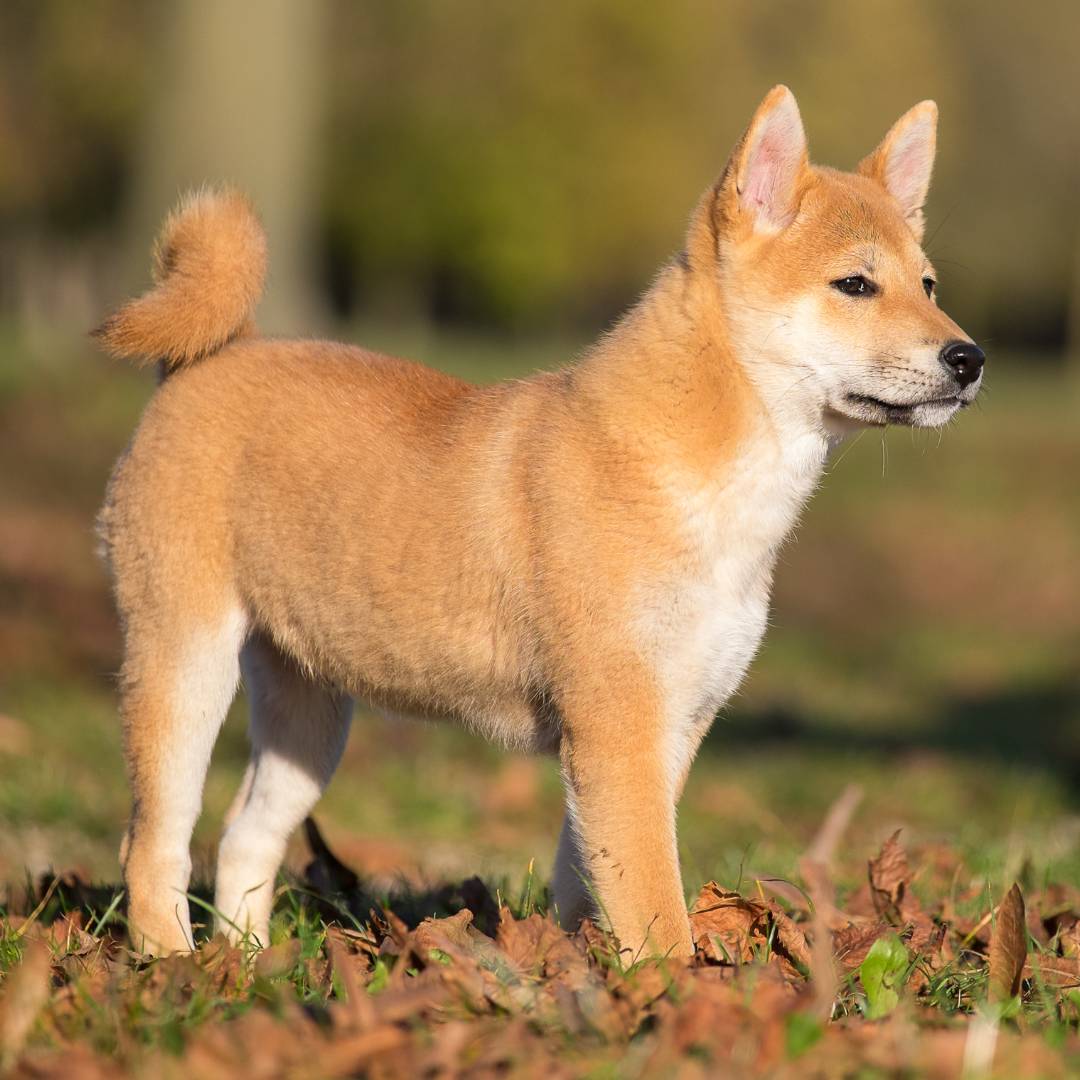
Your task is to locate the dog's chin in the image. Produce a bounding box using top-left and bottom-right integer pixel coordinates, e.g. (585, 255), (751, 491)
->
(831, 392), (968, 430)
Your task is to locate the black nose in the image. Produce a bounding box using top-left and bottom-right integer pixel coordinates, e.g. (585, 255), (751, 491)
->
(940, 341), (985, 388)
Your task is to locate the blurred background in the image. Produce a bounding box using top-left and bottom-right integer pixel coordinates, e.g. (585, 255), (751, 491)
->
(0, 1), (1077, 903)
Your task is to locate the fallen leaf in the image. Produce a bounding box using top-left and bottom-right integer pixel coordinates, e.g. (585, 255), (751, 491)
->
(868, 830), (923, 925)
(689, 885), (764, 965)
(988, 882), (1027, 1003)
(495, 910), (582, 979)
(689, 883), (809, 981)
(253, 938), (302, 980)
(833, 921), (893, 974)
(1022, 954), (1080, 989)
(414, 908), (477, 956)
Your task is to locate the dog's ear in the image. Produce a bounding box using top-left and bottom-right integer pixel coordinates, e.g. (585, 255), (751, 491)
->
(725, 85), (809, 232)
(687, 86), (808, 267)
(858, 101), (937, 241)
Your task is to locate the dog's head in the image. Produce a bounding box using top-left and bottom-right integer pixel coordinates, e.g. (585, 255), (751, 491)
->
(690, 86), (983, 430)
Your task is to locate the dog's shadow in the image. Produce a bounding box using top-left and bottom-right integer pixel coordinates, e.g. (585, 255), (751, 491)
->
(705, 674), (1080, 793)
(296, 817), (509, 937)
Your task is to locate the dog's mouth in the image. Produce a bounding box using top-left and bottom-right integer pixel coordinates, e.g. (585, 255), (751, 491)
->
(840, 391), (968, 427)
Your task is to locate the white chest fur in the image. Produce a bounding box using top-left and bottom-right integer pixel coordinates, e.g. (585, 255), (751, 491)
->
(637, 423), (828, 789)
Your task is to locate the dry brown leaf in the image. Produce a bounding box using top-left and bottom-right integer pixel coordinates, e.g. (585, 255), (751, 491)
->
(326, 934), (377, 1032)
(1023, 954), (1080, 989)
(1041, 908), (1080, 957)
(372, 906), (411, 957)
(689, 884), (764, 965)
(315, 1025), (410, 1077)
(574, 918), (616, 964)
(413, 908), (477, 956)
(989, 882), (1027, 1002)
(689, 883), (809, 982)
(253, 938), (301, 980)
(495, 909), (589, 989)
(868, 830), (924, 925)
(196, 934), (246, 999)
(1057, 920), (1080, 958)
(766, 900), (812, 973)
(832, 921), (893, 974)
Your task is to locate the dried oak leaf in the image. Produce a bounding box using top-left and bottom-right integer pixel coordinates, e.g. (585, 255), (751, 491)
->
(868, 830), (924, 925)
(373, 906), (411, 957)
(1022, 954), (1080, 989)
(988, 882), (1027, 1003)
(194, 934), (247, 999)
(574, 918), (617, 965)
(413, 908), (477, 956)
(905, 918), (947, 992)
(766, 900), (812, 973)
(495, 909), (589, 990)
(689, 885), (764, 965)
(253, 938), (302, 980)
(1040, 904), (1080, 956)
(689, 883), (809, 981)
(1056, 916), (1080, 958)
(408, 909), (543, 1017)
(832, 921), (893, 974)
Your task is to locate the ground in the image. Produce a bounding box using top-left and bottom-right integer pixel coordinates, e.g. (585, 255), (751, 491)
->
(0, 328), (1078, 1075)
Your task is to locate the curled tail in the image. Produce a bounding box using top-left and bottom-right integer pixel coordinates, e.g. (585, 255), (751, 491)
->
(93, 187), (267, 371)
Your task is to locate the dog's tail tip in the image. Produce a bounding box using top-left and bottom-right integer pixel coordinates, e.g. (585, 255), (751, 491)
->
(93, 185), (267, 371)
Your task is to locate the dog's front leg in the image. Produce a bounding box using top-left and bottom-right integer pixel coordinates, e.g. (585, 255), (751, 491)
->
(557, 680), (692, 961)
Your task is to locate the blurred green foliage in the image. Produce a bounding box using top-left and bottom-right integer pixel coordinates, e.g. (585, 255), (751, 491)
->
(2, 1), (1080, 340)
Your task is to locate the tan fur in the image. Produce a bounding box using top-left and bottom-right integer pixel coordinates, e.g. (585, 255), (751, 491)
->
(96, 88), (981, 959)
(93, 187), (267, 370)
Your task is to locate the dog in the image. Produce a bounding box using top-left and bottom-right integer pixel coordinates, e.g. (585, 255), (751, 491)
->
(94, 86), (983, 959)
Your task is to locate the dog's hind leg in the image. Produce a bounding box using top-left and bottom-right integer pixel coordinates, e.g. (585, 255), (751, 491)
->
(120, 603), (248, 955)
(214, 635), (352, 948)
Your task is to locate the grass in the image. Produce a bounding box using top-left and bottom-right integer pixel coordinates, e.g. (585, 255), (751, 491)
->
(0, 326), (1078, 1074)
(3, 826), (1080, 1075)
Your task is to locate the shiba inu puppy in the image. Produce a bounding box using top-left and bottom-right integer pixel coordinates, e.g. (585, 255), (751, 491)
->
(95, 86), (983, 959)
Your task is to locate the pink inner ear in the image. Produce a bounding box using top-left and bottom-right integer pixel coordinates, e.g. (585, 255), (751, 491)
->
(744, 134), (786, 210)
(885, 123), (934, 214)
(742, 108), (805, 224)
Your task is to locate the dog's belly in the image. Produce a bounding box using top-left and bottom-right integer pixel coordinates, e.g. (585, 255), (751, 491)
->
(240, 541), (557, 749)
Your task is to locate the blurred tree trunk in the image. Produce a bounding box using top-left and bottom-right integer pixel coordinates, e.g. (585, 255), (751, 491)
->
(128, 0), (327, 335)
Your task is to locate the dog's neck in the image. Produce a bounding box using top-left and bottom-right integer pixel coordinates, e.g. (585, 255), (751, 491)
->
(575, 259), (831, 485)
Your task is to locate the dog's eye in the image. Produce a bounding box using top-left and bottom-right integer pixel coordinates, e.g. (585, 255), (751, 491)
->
(922, 277), (936, 298)
(831, 275), (877, 297)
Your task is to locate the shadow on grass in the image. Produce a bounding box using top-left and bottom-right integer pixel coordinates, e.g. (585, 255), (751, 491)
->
(6, 864), (512, 949)
(707, 675), (1080, 791)
(298, 816), (511, 937)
